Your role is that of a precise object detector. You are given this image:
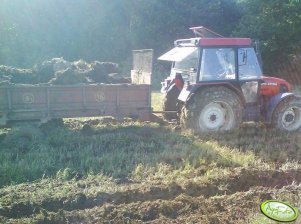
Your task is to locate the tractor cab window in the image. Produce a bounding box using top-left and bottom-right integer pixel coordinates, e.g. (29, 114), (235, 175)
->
(158, 46), (199, 83)
(173, 47), (199, 71)
(199, 48), (236, 81)
(238, 48), (262, 80)
(172, 47), (199, 83)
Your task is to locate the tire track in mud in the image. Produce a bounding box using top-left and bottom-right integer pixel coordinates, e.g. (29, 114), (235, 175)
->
(1, 168), (301, 219)
(66, 186), (276, 224)
(35, 184), (301, 224)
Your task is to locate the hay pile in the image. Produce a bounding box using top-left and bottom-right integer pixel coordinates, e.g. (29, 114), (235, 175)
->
(0, 58), (131, 85)
(0, 65), (35, 84)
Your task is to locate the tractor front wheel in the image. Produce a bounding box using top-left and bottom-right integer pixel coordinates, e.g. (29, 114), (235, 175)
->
(181, 86), (244, 132)
(272, 97), (301, 131)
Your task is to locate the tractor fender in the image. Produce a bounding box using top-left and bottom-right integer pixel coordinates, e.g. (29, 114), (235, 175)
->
(266, 92), (294, 122)
(178, 83), (245, 105)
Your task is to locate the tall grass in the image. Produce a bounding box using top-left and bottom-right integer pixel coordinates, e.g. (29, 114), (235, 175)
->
(0, 120), (230, 187)
(151, 91), (163, 111)
(0, 118), (266, 188)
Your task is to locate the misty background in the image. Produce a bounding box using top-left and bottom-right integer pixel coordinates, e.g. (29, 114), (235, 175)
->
(1, 0), (301, 86)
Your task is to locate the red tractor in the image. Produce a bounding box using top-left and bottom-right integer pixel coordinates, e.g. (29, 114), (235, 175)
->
(159, 27), (301, 132)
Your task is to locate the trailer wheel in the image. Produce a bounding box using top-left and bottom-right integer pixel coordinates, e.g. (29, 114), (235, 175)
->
(162, 86), (180, 120)
(181, 86), (243, 132)
(272, 97), (301, 131)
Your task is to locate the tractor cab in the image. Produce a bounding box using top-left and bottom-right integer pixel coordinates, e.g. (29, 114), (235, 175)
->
(158, 27), (300, 132)
(160, 27), (261, 87)
(159, 32), (263, 105)
(160, 37), (262, 80)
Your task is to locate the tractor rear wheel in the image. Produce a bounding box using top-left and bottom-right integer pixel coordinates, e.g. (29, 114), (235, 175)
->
(272, 96), (301, 131)
(181, 86), (243, 132)
(162, 86), (180, 120)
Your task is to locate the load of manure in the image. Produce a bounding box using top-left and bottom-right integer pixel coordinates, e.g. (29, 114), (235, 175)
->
(0, 58), (131, 85)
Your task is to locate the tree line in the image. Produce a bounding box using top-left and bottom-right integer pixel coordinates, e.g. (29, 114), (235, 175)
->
(0, 0), (300, 81)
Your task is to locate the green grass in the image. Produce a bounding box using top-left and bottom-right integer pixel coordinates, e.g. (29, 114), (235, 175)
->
(1, 117), (301, 189)
(151, 91), (163, 111)
(0, 120), (259, 188)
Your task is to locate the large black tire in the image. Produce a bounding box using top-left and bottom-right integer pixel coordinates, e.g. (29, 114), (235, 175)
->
(162, 86), (180, 120)
(272, 96), (301, 131)
(181, 86), (244, 132)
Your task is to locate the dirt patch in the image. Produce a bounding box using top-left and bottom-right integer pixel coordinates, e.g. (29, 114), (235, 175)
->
(63, 186), (287, 224)
(2, 168), (301, 220)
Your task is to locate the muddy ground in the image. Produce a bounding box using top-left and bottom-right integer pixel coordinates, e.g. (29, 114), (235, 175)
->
(1, 168), (301, 223)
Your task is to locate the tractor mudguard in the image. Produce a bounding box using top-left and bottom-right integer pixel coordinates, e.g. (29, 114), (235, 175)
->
(266, 92), (294, 122)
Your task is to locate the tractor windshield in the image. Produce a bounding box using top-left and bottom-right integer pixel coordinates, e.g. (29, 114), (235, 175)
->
(199, 48), (236, 81)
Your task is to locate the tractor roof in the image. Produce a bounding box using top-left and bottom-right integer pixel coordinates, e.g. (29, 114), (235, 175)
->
(159, 37), (253, 61)
(175, 26), (252, 47)
(174, 38), (252, 47)
(158, 26), (253, 61)
(199, 38), (252, 46)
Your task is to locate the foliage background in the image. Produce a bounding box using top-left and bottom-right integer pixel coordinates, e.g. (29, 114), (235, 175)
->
(0, 0), (301, 86)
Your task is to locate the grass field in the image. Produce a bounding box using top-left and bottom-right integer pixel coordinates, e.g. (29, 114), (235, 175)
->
(0, 92), (301, 223)
(151, 91), (163, 111)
